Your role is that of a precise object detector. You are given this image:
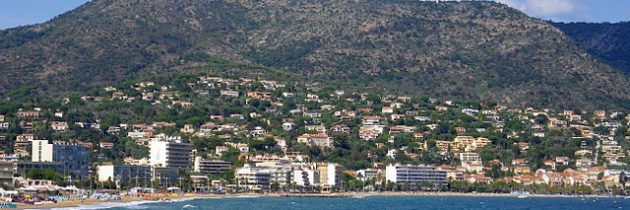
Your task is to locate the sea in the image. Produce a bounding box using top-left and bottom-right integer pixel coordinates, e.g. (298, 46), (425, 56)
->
(48, 195), (630, 210)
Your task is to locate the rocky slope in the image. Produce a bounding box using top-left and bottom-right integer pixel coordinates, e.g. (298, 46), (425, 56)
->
(0, 0), (628, 109)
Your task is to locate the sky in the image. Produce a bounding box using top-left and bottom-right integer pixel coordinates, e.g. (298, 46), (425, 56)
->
(0, 0), (89, 29)
(0, 0), (629, 30)
(496, 0), (630, 23)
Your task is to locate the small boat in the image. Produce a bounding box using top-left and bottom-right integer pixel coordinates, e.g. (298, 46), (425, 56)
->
(517, 195), (529, 199)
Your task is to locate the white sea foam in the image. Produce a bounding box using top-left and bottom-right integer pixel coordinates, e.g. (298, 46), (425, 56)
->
(233, 195), (261, 198)
(33, 200), (159, 210)
(30, 195), (256, 210)
(182, 204), (196, 208)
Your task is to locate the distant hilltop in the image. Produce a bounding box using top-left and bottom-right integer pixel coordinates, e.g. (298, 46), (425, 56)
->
(0, 0), (628, 109)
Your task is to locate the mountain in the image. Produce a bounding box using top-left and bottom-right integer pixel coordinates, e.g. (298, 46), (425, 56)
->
(553, 22), (630, 75)
(0, 0), (629, 109)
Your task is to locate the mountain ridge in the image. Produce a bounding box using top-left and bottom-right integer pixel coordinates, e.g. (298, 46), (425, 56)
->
(553, 21), (630, 75)
(0, 0), (629, 109)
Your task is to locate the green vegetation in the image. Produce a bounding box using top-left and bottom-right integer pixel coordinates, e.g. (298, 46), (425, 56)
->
(0, 71), (628, 194)
(553, 22), (630, 75)
(25, 169), (65, 183)
(0, 1), (628, 109)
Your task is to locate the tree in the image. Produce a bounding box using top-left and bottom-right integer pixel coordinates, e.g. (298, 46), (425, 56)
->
(593, 126), (610, 135)
(534, 115), (548, 125)
(102, 177), (117, 189)
(221, 148), (243, 166)
(124, 140), (149, 159)
(27, 169), (64, 184)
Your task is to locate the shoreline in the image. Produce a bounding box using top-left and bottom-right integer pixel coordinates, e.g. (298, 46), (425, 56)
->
(17, 191), (628, 209)
(282, 191), (624, 199)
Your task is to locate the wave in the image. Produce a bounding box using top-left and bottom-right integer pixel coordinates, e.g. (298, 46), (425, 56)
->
(37, 195), (261, 210)
(232, 195), (261, 199)
(37, 200), (159, 210)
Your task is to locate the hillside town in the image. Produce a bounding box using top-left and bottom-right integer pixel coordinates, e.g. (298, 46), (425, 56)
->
(0, 74), (629, 204)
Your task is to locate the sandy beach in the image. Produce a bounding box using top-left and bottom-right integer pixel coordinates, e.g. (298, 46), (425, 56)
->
(17, 193), (257, 209)
(16, 196), (143, 209)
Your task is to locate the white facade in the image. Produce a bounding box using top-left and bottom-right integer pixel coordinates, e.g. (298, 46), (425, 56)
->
(235, 164), (271, 189)
(0, 122), (9, 129)
(292, 168), (318, 186)
(97, 165), (115, 182)
(386, 164), (447, 185)
(127, 131), (148, 139)
(459, 152), (481, 163)
(149, 139), (193, 168)
(386, 165), (398, 183)
(96, 165), (152, 185)
(32, 140), (53, 162)
(297, 134), (333, 148)
(253, 161), (293, 186)
(282, 122), (296, 131)
(150, 140), (169, 167)
(356, 169), (379, 182)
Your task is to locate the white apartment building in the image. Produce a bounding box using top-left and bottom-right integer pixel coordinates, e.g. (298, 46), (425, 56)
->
(256, 163), (292, 186)
(235, 164), (271, 189)
(32, 140), (54, 162)
(149, 138), (193, 169)
(385, 164), (447, 185)
(459, 152), (482, 164)
(292, 167), (319, 186)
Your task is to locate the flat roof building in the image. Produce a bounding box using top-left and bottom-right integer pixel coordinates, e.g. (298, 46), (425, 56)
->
(235, 164), (271, 190)
(150, 139), (193, 169)
(97, 164), (152, 188)
(385, 164), (447, 185)
(31, 140), (89, 180)
(0, 161), (16, 186)
(317, 163), (343, 187)
(193, 157), (231, 175)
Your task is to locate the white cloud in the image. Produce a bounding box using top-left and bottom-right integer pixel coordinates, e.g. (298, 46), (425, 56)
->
(497, 0), (576, 17)
(524, 0), (575, 16)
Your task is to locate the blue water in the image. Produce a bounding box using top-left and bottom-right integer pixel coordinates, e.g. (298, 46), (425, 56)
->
(70, 196), (630, 210)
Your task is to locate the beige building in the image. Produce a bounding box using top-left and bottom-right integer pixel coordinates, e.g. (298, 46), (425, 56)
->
(452, 136), (492, 152)
(317, 163), (342, 187)
(435, 141), (451, 154)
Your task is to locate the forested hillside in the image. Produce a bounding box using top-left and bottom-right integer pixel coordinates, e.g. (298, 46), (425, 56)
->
(554, 22), (630, 75)
(0, 0), (629, 109)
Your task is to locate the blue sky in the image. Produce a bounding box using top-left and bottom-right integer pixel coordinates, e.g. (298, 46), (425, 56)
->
(496, 0), (630, 23)
(0, 0), (89, 29)
(0, 0), (629, 30)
